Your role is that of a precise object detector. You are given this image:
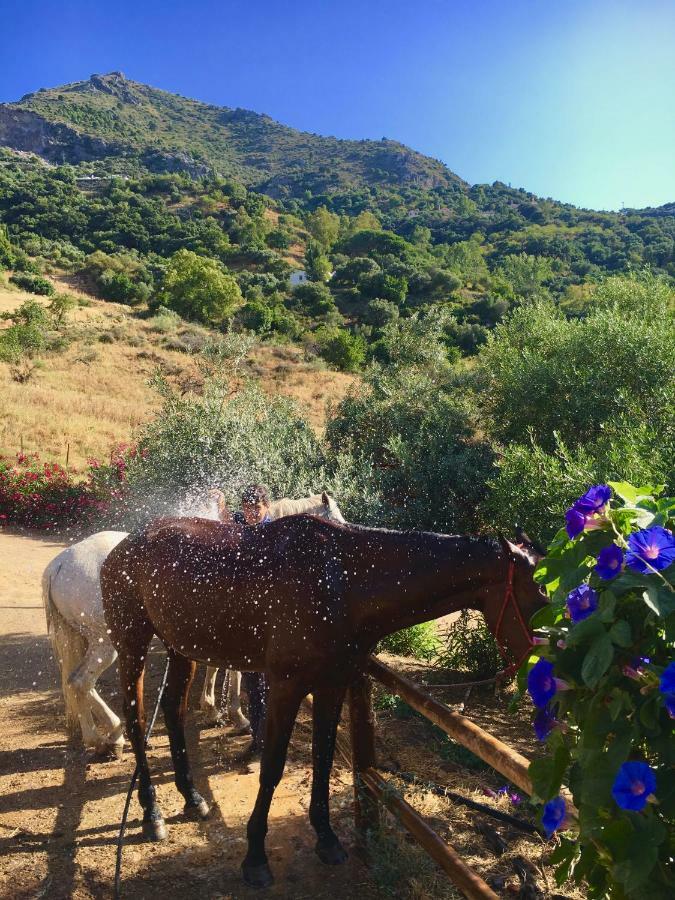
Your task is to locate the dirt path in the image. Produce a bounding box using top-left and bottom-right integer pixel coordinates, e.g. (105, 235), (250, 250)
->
(0, 530), (372, 900)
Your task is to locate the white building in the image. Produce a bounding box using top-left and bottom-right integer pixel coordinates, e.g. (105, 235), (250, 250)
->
(290, 269), (308, 286)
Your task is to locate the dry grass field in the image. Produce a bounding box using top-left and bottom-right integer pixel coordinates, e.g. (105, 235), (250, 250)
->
(0, 278), (356, 468)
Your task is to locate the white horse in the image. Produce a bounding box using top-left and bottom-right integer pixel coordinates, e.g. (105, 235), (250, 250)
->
(42, 492), (345, 755)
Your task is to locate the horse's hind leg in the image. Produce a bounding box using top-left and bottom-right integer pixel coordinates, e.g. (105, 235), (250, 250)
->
(69, 637), (123, 757)
(117, 634), (167, 840)
(162, 649), (209, 819)
(310, 684), (348, 865)
(199, 665), (222, 725)
(228, 670), (251, 734)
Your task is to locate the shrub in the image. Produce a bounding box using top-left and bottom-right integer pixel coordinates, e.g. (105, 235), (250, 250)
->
(148, 306), (182, 333)
(106, 359), (333, 528)
(237, 300), (274, 333)
(434, 611), (502, 678)
(378, 621), (438, 659)
(0, 299), (52, 363)
(481, 425), (673, 543)
(314, 326), (366, 372)
(98, 269), (150, 304)
(476, 273), (675, 451)
(290, 282), (338, 319)
(49, 293), (77, 326)
(365, 298), (399, 329)
(0, 223), (15, 268)
(523, 482), (674, 899)
(9, 273), (55, 296)
(0, 452), (106, 528)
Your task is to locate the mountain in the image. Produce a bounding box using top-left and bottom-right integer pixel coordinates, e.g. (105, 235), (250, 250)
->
(0, 72), (673, 291)
(0, 71), (465, 201)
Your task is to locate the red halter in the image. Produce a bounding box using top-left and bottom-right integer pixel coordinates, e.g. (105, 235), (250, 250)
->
(493, 559), (535, 678)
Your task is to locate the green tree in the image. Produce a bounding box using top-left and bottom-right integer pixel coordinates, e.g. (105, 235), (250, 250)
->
(0, 223), (15, 268)
(290, 282), (339, 320)
(305, 240), (332, 282)
(496, 252), (554, 299)
(476, 273), (675, 451)
(307, 206), (340, 249)
(159, 249), (243, 324)
(314, 327), (366, 372)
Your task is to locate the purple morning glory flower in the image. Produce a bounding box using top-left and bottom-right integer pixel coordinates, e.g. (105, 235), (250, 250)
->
(574, 484), (611, 514)
(565, 507), (587, 539)
(534, 705), (558, 741)
(625, 526), (675, 574)
(612, 761), (656, 811)
(660, 662), (675, 695)
(566, 584), (598, 623)
(541, 796), (566, 838)
(594, 544), (624, 580)
(659, 663), (675, 718)
(565, 485), (611, 539)
(527, 658), (566, 708)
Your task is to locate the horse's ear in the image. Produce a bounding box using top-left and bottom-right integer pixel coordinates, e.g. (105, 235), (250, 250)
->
(499, 535), (521, 560)
(322, 491), (330, 506)
(515, 525), (546, 558)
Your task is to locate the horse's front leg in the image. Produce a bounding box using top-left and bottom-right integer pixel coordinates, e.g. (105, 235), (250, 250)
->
(162, 650), (210, 819)
(309, 683), (349, 865)
(200, 665), (222, 725)
(228, 670), (251, 733)
(242, 676), (304, 888)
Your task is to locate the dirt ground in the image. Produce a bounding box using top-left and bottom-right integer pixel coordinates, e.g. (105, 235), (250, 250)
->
(0, 529), (372, 900)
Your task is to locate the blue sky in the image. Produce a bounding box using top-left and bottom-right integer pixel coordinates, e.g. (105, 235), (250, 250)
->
(1, 0), (673, 210)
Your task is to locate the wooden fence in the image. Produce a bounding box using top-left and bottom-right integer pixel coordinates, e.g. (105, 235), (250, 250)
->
(345, 657), (540, 900)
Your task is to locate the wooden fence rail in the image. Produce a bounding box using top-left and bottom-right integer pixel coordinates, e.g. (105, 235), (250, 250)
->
(346, 656), (544, 899)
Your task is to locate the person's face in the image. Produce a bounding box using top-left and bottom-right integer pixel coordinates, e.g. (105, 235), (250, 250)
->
(243, 500), (268, 525)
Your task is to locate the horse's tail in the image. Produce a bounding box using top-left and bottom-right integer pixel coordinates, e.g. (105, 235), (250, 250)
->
(42, 560), (87, 736)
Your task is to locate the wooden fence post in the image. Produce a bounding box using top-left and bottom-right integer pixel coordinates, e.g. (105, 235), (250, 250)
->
(348, 673), (379, 837)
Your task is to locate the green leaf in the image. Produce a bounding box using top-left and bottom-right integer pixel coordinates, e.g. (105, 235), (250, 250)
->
(605, 729), (635, 768)
(566, 615), (605, 648)
(608, 481), (662, 504)
(624, 506), (657, 529)
(607, 689), (631, 721)
(581, 633), (614, 688)
(530, 602), (564, 630)
(642, 585), (675, 618)
(529, 742), (570, 803)
(598, 590), (617, 623)
(609, 620), (632, 647)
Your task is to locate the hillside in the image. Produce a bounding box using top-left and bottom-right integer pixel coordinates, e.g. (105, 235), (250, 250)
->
(0, 279), (355, 467)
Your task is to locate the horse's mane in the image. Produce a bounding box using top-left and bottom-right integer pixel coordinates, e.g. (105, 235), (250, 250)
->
(142, 514), (502, 560)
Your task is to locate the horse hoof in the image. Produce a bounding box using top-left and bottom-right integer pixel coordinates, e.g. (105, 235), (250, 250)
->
(232, 723), (252, 736)
(184, 797), (210, 820)
(242, 861), (274, 888)
(93, 743), (124, 761)
(315, 841), (348, 866)
(142, 817), (167, 841)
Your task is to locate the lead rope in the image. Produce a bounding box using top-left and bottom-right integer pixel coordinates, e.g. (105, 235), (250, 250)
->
(113, 653), (171, 900)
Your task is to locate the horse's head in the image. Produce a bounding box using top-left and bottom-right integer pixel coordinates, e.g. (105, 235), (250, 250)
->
(482, 536), (548, 669)
(317, 491), (346, 524)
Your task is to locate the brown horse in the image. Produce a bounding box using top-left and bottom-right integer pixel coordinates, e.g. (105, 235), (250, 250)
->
(101, 515), (545, 888)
